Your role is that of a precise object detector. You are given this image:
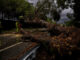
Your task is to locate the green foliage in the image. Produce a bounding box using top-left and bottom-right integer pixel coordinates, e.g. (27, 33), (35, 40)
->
(0, 0), (80, 27)
(36, 0), (61, 21)
(24, 3), (35, 20)
(57, 0), (80, 27)
(65, 20), (74, 26)
(67, 13), (73, 20)
(52, 21), (57, 24)
(46, 18), (57, 24)
(57, 0), (67, 9)
(19, 16), (23, 19)
(51, 9), (60, 22)
(35, 0), (50, 19)
(0, 0), (35, 20)
(47, 18), (52, 22)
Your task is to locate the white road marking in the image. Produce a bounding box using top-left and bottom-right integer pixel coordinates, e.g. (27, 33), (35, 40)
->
(0, 42), (23, 52)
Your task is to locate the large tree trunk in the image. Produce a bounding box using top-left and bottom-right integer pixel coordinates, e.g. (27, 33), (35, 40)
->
(74, 0), (80, 27)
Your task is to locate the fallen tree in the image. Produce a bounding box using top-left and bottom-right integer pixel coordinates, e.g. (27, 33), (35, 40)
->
(20, 24), (80, 57)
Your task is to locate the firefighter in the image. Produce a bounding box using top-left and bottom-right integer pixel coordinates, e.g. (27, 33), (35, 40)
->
(16, 21), (22, 32)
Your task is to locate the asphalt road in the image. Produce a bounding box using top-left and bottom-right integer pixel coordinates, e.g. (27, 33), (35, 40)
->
(0, 42), (38, 60)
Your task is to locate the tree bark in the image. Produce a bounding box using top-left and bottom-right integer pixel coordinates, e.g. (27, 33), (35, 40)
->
(74, 0), (80, 27)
